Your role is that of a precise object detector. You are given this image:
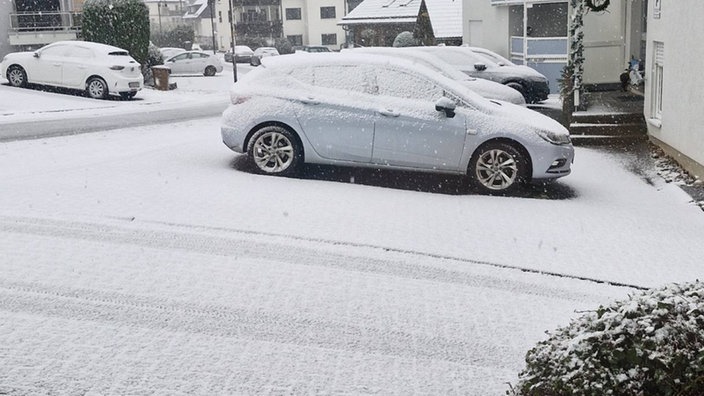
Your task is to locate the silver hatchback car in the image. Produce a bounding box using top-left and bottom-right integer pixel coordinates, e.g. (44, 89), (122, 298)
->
(220, 53), (573, 194)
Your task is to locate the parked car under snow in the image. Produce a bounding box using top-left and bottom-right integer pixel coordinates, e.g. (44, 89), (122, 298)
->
(220, 53), (573, 194)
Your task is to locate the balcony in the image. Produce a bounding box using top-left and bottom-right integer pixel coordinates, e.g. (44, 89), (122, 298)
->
(9, 11), (82, 46)
(235, 20), (282, 37)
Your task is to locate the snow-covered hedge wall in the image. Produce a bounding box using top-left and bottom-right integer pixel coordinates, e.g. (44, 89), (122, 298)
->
(514, 281), (704, 395)
(82, 0), (150, 67)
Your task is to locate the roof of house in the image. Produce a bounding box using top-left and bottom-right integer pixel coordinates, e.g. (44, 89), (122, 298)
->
(339, 0), (462, 39)
(182, 0), (208, 19)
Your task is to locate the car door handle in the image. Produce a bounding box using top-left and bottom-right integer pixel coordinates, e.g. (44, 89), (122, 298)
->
(378, 108), (399, 117)
(300, 97), (319, 105)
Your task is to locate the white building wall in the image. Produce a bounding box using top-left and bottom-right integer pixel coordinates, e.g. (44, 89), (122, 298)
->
(645, 0), (704, 179)
(282, 0), (309, 44)
(582, 1), (627, 86)
(1, 0), (15, 58)
(462, 0), (511, 57)
(305, 0), (345, 48)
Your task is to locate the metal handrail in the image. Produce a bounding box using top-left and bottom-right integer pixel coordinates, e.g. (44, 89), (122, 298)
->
(9, 11), (82, 32)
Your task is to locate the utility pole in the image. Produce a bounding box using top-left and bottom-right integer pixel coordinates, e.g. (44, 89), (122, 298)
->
(229, 0), (237, 82)
(209, 0), (217, 54)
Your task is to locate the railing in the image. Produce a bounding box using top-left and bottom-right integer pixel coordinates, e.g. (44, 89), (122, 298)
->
(9, 11), (82, 32)
(510, 35), (568, 63)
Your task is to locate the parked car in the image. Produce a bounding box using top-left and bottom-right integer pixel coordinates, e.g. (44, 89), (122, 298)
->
(221, 53), (573, 194)
(225, 45), (254, 63)
(415, 46), (550, 103)
(1, 40), (143, 100)
(343, 47), (525, 105)
(464, 46), (516, 66)
(164, 51), (223, 76)
(159, 47), (186, 60)
(250, 47), (280, 66)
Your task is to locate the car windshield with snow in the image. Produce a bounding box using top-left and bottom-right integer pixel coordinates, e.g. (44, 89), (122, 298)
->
(221, 53), (573, 194)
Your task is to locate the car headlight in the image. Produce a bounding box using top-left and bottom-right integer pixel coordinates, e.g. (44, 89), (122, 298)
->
(536, 129), (571, 145)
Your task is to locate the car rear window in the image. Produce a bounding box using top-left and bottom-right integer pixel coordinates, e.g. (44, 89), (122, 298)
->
(108, 51), (130, 56)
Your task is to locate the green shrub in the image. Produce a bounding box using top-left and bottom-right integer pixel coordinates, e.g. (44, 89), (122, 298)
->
(151, 25), (195, 49)
(513, 281), (704, 396)
(82, 0), (150, 66)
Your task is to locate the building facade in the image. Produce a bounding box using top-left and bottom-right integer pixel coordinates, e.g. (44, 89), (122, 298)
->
(2, 0), (83, 56)
(144, 0), (187, 35)
(644, 0), (704, 180)
(282, 0), (348, 50)
(462, 0), (646, 93)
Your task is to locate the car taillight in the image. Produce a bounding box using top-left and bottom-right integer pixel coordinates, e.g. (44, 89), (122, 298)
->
(110, 65), (125, 70)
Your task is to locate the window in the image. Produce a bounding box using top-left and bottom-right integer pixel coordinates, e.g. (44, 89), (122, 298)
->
(218, 11), (222, 23)
(313, 65), (371, 93)
(287, 35), (303, 46)
(320, 6), (336, 19)
(375, 68), (444, 101)
(285, 8), (301, 20)
(321, 34), (337, 46)
(651, 41), (664, 122)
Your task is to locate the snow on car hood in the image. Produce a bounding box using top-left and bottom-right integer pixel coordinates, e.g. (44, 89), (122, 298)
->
(463, 78), (525, 105)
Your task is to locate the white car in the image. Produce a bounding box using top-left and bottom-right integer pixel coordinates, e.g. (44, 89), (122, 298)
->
(164, 51), (224, 76)
(1, 40), (143, 100)
(221, 53), (574, 194)
(159, 47), (187, 60)
(343, 47), (526, 105)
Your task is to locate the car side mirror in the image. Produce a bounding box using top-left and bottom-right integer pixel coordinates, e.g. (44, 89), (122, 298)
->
(435, 97), (456, 118)
(33, 52), (40, 58)
(474, 62), (487, 71)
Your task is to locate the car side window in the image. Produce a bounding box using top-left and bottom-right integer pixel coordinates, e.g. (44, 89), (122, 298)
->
(311, 65), (371, 94)
(40, 45), (69, 57)
(171, 53), (189, 61)
(67, 47), (93, 59)
(374, 67), (443, 101)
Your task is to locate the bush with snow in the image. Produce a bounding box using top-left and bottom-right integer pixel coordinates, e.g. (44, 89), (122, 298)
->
(513, 281), (704, 396)
(393, 31), (417, 47)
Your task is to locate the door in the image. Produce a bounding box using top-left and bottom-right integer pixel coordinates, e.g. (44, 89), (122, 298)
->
(166, 52), (191, 74)
(61, 45), (93, 88)
(290, 65), (376, 162)
(371, 67), (468, 170)
(31, 44), (67, 85)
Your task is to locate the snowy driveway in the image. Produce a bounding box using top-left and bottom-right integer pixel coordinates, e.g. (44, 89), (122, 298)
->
(1, 118), (703, 394)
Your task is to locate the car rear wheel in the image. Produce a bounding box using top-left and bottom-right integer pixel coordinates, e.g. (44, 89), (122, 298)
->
(7, 65), (27, 88)
(247, 126), (302, 176)
(469, 142), (529, 195)
(204, 66), (216, 76)
(86, 77), (109, 99)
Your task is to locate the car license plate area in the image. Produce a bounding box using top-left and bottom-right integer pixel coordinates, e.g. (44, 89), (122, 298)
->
(128, 82), (140, 88)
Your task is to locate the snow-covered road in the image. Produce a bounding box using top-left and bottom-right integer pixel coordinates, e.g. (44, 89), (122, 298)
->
(1, 117), (702, 394)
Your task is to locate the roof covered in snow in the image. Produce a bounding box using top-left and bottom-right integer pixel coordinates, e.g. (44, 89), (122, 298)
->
(339, 0), (462, 39)
(182, 0), (208, 19)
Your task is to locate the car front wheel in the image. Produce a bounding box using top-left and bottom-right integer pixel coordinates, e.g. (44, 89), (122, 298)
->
(247, 126), (302, 176)
(6, 65), (27, 88)
(469, 142), (529, 195)
(86, 77), (109, 99)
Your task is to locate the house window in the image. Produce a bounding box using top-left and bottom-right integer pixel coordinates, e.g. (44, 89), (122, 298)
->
(286, 8), (301, 20)
(287, 35), (303, 46)
(320, 6), (336, 19)
(321, 34), (337, 45)
(218, 11), (222, 23)
(651, 41), (664, 122)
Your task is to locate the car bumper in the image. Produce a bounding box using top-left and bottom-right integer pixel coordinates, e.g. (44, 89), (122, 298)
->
(530, 143), (574, 181)
(106, 73), (143, 94)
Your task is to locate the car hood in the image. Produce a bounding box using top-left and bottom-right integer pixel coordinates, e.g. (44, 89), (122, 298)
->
(2, 51), (35, 62)
(485, 100), (569, 138)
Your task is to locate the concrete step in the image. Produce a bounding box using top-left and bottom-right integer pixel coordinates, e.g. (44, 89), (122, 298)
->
(571, 112), (646, 125)
(569, 122), (647, 136)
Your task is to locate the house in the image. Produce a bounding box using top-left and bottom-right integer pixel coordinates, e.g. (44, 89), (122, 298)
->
(462, 0), (646, 93)
(338, 0), (463, 48)
(144, 0), (187, 36)
(1, 0), (83, 56)
(282, 0), (349, 49)
(644, 0), (704, 180)
(183, 0), (220, 49)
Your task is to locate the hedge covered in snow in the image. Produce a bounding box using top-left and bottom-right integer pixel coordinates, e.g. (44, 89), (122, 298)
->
(513, 281), (704, 395)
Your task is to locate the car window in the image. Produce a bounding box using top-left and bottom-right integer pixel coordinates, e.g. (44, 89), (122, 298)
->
(67, 46), (94, 59)
(40, 45), (69, 57)
(171, 53), (189, 61)
(374, 67), (444, 101)
(312, 65), (371, 94)
(192, 53), (208, 58)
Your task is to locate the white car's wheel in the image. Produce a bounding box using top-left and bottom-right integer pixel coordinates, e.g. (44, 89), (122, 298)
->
(247, 126), (302, 176)
(470, 142), (529, 195)
(6, 65), (27, 88)
(86, 77), (109, 99)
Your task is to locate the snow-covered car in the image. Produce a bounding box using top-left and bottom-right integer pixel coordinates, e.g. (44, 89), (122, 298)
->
(164, 51), (223, 76)
(220, 53), (573, 194)
(343, 47), (525, 105)
(159, 47), (187, 60)
(415, 46), (550, 103)
(225, 45), (254, 63)
(250, 47), (280, 66)
(1, 40), (143, 100)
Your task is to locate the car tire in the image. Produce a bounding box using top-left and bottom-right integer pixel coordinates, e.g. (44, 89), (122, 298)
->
(119, 92), (137, 100)
(86, 77), (109, 99)
(469, 141), (529, 195)
(204, 66), (216, 76)
(506, 82), (528, 102)
(6, 65), (28, 88)
(247, 126), (302, 177)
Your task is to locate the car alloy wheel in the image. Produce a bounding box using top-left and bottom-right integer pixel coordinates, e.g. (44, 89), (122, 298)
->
(86, 77), (108, 99)
(204, 66), (216, 76)
(7, 66), (27, 88)
(470, 142), (527, 194)
(248, 126), (301, 176)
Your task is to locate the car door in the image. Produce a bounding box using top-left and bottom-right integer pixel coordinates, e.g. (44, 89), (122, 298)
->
(289, 65), (376, 163)
(371, 67), (468, 171)
(61, 45), (93, 88)
(190, 52), (209, 73)
(31, 44), (68, 85)
(166, 53), (190, 74)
